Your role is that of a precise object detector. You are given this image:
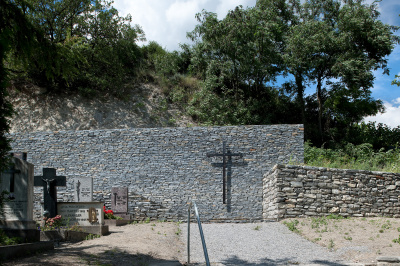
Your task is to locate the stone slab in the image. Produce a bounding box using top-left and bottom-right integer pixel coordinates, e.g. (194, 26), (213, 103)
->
(73, 177), (93, 202)
(0, 157), (34, 225)
(57, 202), (104, 226)
(104, 219), (130, 226)
(0, 241), (54, 261)
(111, 187), (128, 213)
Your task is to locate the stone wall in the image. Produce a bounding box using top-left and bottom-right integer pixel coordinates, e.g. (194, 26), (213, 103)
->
(263, 165), (400, 220)
(9, 125), (304, 222)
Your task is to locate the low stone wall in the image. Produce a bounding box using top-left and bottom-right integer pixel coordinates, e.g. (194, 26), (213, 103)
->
(263, 165), (400, 220)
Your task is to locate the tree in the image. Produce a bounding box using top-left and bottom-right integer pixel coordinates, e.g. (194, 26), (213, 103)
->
(11, 0), (145, 96)
(186, 0), (298, 125)
(1, 0), (40, 170)
(1, 0), (44, 213)
(284, 0), (398, 146)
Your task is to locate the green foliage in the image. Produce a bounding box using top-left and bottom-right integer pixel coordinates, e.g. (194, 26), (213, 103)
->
(7, 0), (145, 97)
(393, 235), (400, 244)
(185, 1), (299, 126)
(341, 122), (400, 150)
(0, 230), (22, 246)
(181, 0), (397, 140)
(283, 219), (300, 233)
(104, 213), (123, 220)
(85, 233), (101, 240)
(305, 141), (400, 173)
(283, 0), (397, 146)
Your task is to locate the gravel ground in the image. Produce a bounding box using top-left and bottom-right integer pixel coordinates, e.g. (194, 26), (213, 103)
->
(180, 222), (347, 265)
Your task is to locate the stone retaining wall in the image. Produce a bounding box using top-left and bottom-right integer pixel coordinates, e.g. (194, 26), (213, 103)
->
(263, 165), (400, 220)
(9, 125), (304, 222)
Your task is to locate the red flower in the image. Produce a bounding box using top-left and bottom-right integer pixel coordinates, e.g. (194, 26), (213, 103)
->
(103, 206), (114, 215)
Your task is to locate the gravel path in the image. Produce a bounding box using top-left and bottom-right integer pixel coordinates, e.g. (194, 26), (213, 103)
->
(180, 222), (347, 265)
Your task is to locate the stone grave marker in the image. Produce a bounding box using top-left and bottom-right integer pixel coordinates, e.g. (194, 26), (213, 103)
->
(34, 168), (66, 218)
(57, 202), (108, 235)
(111, 187), (130, 219)
(0, 154), (39, 242)
(74, 177), (93, 202)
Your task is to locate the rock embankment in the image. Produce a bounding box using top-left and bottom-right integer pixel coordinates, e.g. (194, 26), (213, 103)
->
(7, 83), (195, 133)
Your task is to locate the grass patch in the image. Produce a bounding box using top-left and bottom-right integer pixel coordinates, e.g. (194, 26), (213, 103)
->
(283, 220), (300, 233)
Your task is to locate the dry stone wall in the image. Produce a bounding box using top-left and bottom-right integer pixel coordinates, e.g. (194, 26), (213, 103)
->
(263, 164), (400, 220)
(9, 125), (304, 222)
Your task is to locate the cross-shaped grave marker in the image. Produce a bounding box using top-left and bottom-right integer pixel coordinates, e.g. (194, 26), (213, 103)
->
(34, 168), (66, 218)
(2, 153), (27, 200)
(207, 141), (245, 204)
(3, 165), (20, 200)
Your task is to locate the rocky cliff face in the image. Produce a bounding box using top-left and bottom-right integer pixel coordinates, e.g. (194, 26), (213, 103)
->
(7, 83), (195, 133)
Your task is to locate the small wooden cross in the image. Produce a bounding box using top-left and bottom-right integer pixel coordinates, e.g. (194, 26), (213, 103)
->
(207, 141), (243, 204)
(34, 168), (66, 218)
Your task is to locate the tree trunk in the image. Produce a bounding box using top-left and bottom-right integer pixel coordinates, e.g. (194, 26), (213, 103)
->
(295, 72), (306, 127)
(317, 76), (323, 144)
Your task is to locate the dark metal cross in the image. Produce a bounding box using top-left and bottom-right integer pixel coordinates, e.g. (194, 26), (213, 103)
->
(207, 141), (243, 204)
(34, 168), (66, 218)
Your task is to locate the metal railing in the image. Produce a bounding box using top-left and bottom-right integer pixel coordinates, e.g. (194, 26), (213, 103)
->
(187, 201), (210, 266)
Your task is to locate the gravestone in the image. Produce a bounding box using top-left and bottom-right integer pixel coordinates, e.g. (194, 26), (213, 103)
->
(0, 154), (39, 242)
(111, 187), (130, 219)
(57, 202), (108, 235)
(34, 168), (66, 218)
(74, 177), (93, 202)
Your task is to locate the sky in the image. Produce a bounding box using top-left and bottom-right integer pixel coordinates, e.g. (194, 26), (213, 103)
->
(113, 0), (400, 128)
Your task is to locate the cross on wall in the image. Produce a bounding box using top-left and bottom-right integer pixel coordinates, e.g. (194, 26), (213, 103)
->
(207, 141), (245, 204)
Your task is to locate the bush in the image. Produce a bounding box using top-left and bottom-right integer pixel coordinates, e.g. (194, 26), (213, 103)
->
(305, 141), (400, 173)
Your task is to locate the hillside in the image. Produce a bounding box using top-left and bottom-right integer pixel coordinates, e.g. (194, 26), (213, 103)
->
(7, 82), (196, 133)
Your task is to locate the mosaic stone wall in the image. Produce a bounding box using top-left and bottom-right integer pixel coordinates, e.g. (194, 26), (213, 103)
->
(10, 125), (304, 222)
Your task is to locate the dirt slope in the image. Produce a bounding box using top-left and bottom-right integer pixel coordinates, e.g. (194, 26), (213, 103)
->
(7, 82), (195, 133)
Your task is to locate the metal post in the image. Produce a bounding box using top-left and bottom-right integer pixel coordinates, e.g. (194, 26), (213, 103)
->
(222, 141), (226, 204)
(187, 202), (191, 265)
(193, 201), (210, 266)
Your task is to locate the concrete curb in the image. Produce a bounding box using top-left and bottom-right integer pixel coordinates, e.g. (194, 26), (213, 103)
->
(0, 241), (54, 261)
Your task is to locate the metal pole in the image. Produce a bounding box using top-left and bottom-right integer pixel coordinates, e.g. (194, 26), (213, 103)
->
(193, 201), (210, 266)
(223, 141), (226, 204)
(187, 202), (191, 265)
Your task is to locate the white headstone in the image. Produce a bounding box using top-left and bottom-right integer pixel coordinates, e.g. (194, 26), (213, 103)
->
(0, 156), (36, 229)
(74, 177), (93, 202)
(58, 202), (104, 226)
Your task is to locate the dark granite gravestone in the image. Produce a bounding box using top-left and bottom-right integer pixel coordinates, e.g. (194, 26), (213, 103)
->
(0, 154), (39, 242)
(111, 187), (130, 219)
(34, 168), (66, 218)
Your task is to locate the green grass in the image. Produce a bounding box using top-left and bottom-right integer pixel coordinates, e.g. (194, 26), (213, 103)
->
(283, 220), (300, 233)
(304, 142), (400, 173)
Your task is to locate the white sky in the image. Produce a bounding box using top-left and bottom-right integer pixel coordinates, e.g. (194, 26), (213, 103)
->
(113, 0), (257, 51)
(113, 0), (400, 129)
